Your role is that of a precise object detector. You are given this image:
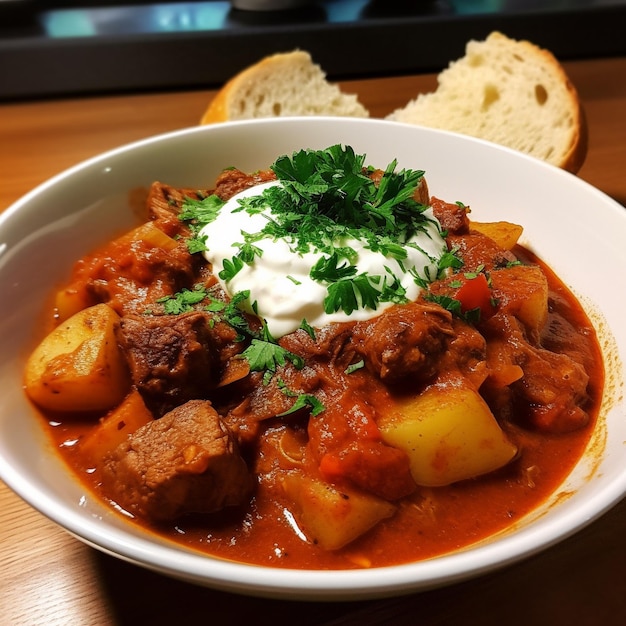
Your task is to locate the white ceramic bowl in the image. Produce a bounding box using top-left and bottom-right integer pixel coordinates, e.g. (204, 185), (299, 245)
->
(1, 118), (624, 600)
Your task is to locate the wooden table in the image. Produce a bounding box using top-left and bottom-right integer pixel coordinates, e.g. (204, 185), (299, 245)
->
(1, 57), (625, 626)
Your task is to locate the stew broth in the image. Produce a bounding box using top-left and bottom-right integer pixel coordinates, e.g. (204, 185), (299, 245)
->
(29, 155), (603, 570)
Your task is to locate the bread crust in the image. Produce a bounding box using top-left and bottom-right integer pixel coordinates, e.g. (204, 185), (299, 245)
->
(201, 53), (295, 124)
(559, 89), (588, 174)
(201, 85), (230, 124)
(509, 33), (587, 173)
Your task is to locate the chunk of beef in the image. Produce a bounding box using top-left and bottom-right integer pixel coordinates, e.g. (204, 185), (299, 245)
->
(145, 182), (208, 238)
(482, 313), (590, 432)
(540, 293), (598, 374)
(280, 324), (355, 366)
(213, 168), (276, 201)
(447, 231), (517, 271)
(441, 318), (488, 389)
(351, 302), (454, 384)
(117, 312), (219, 416)
(515, 344), (590, 432)
(102, 400), (252, 521)
(223, 362), (326, 447)
(430, 196), (470, 235)
(82, 237), (198, 316)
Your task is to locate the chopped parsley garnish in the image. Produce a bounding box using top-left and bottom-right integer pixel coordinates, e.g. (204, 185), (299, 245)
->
(463, 307), (482, 325)
(277, 393), (325, 418)
(344, 359), (365, 375)
(187, 234), (208, 255)
(325, 275), (378, 315)
(241, 338), (304, 374)
(424, 293), (464, 318)
(464, 264), (487, 281)
(276, 380), (325, 417)
(324, 273), (408, 315)
(156, 285), (209, 314)
(219, 255), (245, 281)
(235, 241), (263, 264)
(178, 145), (462, 327)
(179, 194), (225, 229)
(179, 194), (225, 253)
(156, 285), (307, 391)
(424, 290), (483, 325)
(309, 252), (358, 283)
(221, 290), (259, 340)
(239, 145), (436, 259)
(299, 318), (316, 340)
(222, 145), (448, 315)
(437, 248), (464, 277)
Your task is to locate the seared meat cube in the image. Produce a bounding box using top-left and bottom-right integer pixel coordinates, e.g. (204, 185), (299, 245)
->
(80, 234), (197, 317)
(447, 230), (517, 271)
(145, 182), (215, 238)
(482, 312), (591, 432)
(279, 324), (354, 368)
(213, 168), (276, 200)
(430, 196), (470, 234)
(351, 302), (454, 384)
(117, 311), (218, 416)
(102, 400), (252, 521)
(516, 345), (590, 432)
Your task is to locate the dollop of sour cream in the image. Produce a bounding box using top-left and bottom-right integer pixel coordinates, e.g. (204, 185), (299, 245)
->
(200, 181), (447, 338)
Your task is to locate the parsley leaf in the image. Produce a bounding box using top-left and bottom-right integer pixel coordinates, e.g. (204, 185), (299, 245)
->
(344, 359), (365, 374)
(325, 274), (381, 314)
(179, 194), (225, 228)
(424, 293), (463, 317)
(378, 275), (409, 305)
(276, 380), (325, 417)
(221, 290), (258, 339)
(277, 393), (325, 417)
(235, 240), (263, 263)
(179, 194), (226, 254)
(299, 318), (316, 340)
(437, 248), (464, 278)
(242, 339), (304, 373)
(310, 252), (357, 283)
(156, 285), (209, 314)
(219, 255), (245, 281)
(243, 145), (436, 260)
(424, 293), (482, 325)
(186, 234), (208, 254)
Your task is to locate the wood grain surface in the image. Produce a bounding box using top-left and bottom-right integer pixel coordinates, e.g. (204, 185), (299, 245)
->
(1, 56), (625, 626)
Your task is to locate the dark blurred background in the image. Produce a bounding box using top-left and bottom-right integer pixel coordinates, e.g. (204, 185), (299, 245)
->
(1, 0), (625, 100)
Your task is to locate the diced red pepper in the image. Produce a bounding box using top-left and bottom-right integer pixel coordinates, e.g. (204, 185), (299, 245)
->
(456, 273), (496, 319)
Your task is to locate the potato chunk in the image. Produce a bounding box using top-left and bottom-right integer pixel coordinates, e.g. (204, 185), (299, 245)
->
(470, 221), (523, 250)
(281, 472), (396, 550)
(24, 304), (129, 412)
(80, 390), (154, 461)
(54, 286), (91, 324)
(379, 383), (517, 487)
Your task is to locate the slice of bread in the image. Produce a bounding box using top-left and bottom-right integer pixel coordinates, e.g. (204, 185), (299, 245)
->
(387, 32), (587, 173)
(200, 50), (369, 124)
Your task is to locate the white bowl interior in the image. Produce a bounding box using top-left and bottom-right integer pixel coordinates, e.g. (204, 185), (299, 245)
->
(1, 118), (624, 600)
